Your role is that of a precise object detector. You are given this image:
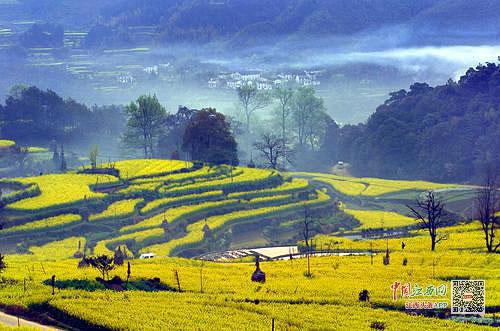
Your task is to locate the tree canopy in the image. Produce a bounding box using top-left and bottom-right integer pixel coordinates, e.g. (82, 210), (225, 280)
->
(182, 108), (238, 165)
(322, 62), (500, 183)
(0, 86), (125, 146)
(123, 94), (166, 158)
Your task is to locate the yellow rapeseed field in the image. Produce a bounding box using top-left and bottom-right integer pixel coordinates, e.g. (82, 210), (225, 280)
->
(4, 174), (117, 211)
(343, 209), (418, 230)
(296, 172), (457, 196)
(89, 198), (144, 222)
(110, 159), (191, 178)
(0, 161), (496, 331)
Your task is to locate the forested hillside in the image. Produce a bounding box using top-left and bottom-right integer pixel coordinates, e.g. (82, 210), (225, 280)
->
(80, 0), (499, 48)
(0, 86), (125, 146)
(325, 62), (500, 183)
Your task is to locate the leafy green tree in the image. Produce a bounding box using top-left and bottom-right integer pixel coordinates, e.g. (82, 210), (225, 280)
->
(158, 106), (197, 159)
(123, 95), (166, 158)
(237, 85), (270, 133)
(86, 255), (115, 280)
(89, 145), (99, 168)
(328, 62), (500, 183)
(20, 23), (63, 48)
(182, 108), (238, 165)
(291, 87), (327, 150)
(273, 87), (294, 169)
(0, 85), (125, 148)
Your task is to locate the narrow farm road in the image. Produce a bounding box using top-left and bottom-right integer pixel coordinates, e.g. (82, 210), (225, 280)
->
(0, 311), (61, 330)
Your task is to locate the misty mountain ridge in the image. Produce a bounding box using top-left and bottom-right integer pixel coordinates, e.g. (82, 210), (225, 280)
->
(9, 0), (499, 50)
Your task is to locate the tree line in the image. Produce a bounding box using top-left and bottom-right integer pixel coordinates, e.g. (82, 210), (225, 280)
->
(122, 95), (238, 165)
(239, 62), (499, 185)
(0, 85), (125, 147)
(322, 62), (500, 183)
(1, 62), (498, 184)
(235, 84), (329, 171)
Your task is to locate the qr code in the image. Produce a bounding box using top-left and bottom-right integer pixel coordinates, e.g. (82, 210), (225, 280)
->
(451, 280), (485, 315)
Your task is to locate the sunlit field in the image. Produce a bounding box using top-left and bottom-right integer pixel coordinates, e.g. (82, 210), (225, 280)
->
(0, 160), (497, 330)
(0, 1), (498, 329)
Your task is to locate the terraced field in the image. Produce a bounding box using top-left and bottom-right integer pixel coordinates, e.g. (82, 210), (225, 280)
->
(342, 209), (418, 230)
(1, 174), (118, 212)
(295, 172), (475, 234)
(0, 159), (330, 257)
(105, 159), (191, 179)
(0, 160), (496, 330)
(0, 139), (15, 149)
(294, 172), (458, 197)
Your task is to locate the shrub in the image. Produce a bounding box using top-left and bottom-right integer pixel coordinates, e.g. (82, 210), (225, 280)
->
(359, 289), (370, 302)
(370, 321), (386, 330)
(0, 254), (6, 273)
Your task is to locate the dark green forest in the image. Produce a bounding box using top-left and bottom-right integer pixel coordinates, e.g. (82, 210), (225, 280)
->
(325, 62), (500, 183)
(0, 86), (125, 146)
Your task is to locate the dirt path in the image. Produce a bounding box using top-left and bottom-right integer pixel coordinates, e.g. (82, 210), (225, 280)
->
(0, 311), (61, 330)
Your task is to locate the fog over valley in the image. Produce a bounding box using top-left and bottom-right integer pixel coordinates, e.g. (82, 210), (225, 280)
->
(0, 0), (499, 124)
(0, 0), (498, 180)
(0, 2), (499, 330)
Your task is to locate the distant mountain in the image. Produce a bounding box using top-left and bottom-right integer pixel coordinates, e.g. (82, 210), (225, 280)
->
(8, 0), (498, 49)
(82, 0), (499, 48)
(15, 0), (113, 28)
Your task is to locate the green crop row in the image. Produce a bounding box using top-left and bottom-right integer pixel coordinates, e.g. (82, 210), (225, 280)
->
(97, 194), (299, 255)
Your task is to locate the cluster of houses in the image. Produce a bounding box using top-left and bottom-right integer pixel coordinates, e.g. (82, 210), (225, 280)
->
(115, 63), (174, 87)
(208, 70), (323, 90)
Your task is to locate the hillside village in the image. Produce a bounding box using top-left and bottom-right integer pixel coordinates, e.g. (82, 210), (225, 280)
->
(207, 70), (323, 90)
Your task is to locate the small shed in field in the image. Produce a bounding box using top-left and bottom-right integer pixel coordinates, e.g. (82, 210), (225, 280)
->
(139, 253), (156, 259)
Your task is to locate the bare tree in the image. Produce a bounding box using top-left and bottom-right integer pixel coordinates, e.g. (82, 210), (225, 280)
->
(253, 133), (293, 170)
(11, 146), (30, 172)
(407, 191), (447, 251)
(476, 171), (499, 253)
(237, 85), (270, 133)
